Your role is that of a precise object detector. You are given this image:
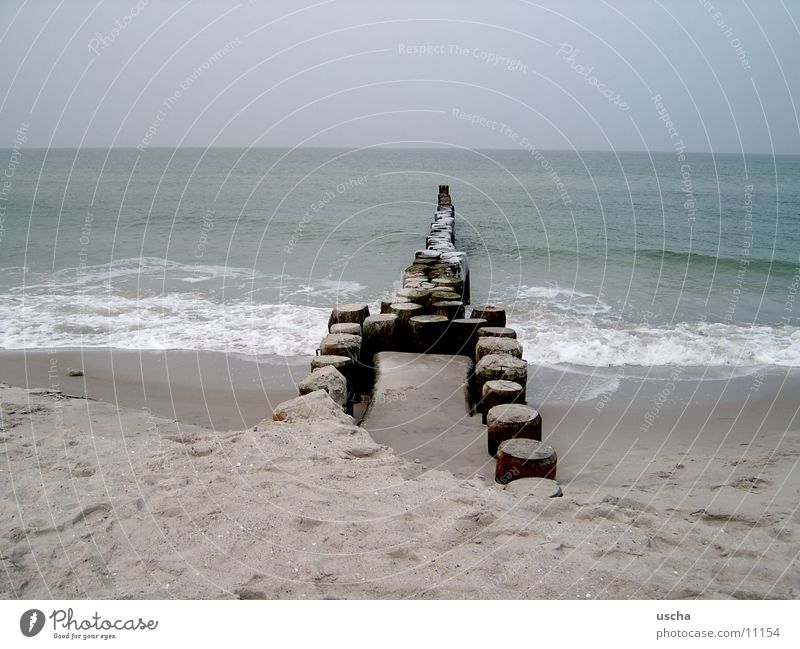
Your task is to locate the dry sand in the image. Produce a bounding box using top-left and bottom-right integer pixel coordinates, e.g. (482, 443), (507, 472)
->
(1, 349), (799, 599)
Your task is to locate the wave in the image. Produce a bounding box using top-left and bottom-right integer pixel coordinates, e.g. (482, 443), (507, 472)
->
(1, 258), (798, 366)
(510, 314), (800, 367)
(0, 292), (329, 356)
(637, 249), (800, 276)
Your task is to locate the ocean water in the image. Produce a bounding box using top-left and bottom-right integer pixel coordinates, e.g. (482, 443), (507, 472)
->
(1, 147), (799, 367)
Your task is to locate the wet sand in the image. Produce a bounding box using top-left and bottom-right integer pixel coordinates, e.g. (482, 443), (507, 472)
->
(0, 348), (307, 431)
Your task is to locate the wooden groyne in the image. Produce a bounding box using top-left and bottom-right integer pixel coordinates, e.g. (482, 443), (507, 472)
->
(275, 186), (558, 491)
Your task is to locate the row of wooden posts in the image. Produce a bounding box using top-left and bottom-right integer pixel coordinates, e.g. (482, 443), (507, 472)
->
(291, 186), (558, 487)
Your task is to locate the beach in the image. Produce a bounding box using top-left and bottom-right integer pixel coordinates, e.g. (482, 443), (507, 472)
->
(2, 349), (798, 599)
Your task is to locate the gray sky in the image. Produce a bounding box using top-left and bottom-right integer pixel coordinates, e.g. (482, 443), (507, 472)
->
(1, 0), (798, 153)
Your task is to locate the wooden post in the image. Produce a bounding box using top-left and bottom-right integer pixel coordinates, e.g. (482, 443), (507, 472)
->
(431, 277), (464, 295)
(495, 439), (556, 483)
(330, 322), (361, 336)
(328, 303), (370, 330)
(470, 306), (506, 327)
(478, 326), (517, 339)
(396, 287), (431, 305)
(320, 333), (361, 365)
(480, 380), (525, 425)
(430, 290), (461, 303)
(487, 403), (542, 456)
(475, 337), (523, 363)
(362, 313), (397, 361)
(475, 353), (527, 409)
(388, 302), (424, 351)
(432, 300), (465, 321)
(409, 315), (448, 353)
(449, 317), (487, 357)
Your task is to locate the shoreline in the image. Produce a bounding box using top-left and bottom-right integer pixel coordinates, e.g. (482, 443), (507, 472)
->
(1, 346), (798, 490)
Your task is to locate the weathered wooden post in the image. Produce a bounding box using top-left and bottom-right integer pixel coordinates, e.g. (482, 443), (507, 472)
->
(362, 313), (397, 360)
(470, 306), (506, 328)
(388, 302), (424, 351)
(430, 290), (461, 303)
(475, 353), (527, 411)
(328, 303), (370, 330)
(432, 300), (465, 321)
(475, 337), (523, 363)
(478, 326), (517, 339)
(431, 277), (464, 296)
(480, 380), (525, 424)
(495, 439), (557, 483)
(320, 333), (361, 364)
(330, 322), (362, 336)
(487, 403), (542, 456)
(409, 314), (448, 353)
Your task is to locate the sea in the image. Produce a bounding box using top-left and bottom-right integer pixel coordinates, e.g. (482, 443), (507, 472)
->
(1, 147), (799, 368)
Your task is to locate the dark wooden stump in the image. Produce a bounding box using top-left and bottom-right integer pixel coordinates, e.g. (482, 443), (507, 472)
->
(396, 287), (431, 305)
(432, 300), (465, 321)
(475, 337), (523, 363)
(470, 305), (506, 328)
(409, 315), (448, 353)
(328, 303), (370, 330)
(495, 439), (556, 483)
(362, 314), (397, 361)
(330, 322), (361, 336)
(320, 333), (361, 364)
(480, 380), (525, 425)
(388, 302), (424, 351)
(431, 277), (464, 296)
(449, 317), (487, 357)
(478, 326), (517, 339)
(431, 290), (461, 303)
(475, 353), (527, 408)
(487, 403), (542, 456)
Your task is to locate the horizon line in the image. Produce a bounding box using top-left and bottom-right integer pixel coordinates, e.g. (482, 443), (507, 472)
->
(2, 145), (798, 156)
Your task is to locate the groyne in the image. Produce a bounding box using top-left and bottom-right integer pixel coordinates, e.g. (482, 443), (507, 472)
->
(275, 186), (557, 489)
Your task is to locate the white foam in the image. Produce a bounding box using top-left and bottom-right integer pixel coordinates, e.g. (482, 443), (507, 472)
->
(0, 292), (329, 356)
(510, 313), (800, 367)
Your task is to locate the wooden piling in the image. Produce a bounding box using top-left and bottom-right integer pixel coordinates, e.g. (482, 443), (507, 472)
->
(470, 306), (506, 328)
(495, 439), (556, 483)
(487, 403), (542, 456)
(320, 333), (361, 364)
(362, 314), (397, 360)
(475, 337), (523, 363)
(330, 322), (361, 336)
(409, 315), (448, 353)
(449, 317), (487, 357)
(475, 353), (527, 408)
(478, 326), (517, 339)
(432, 300), (465, 321)
(328, 303), (370, 330)
(480, 380), (525, 425)
(388, 302), (425, 351)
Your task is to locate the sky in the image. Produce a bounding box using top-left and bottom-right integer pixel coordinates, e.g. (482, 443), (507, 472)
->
(1, 0), (799, 153)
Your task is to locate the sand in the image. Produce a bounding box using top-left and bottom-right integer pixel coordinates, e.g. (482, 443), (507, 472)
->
(1, 349), (799, 599)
